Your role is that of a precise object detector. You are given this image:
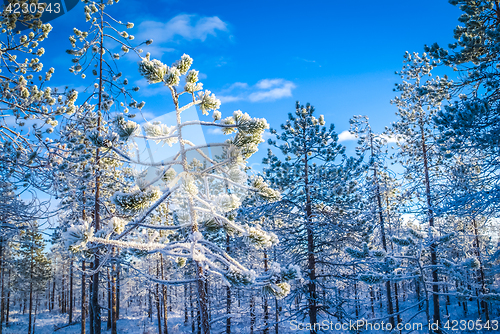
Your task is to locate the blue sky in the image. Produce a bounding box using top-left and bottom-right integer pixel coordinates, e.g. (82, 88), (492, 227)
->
(42, 0), (463, 165)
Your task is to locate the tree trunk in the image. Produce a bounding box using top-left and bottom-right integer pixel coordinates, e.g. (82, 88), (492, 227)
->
(160, 255), (168, 334)
(0, 241), (4, 334)
(107, 269), (111, 330)
(89, 262), (94, 334)
(394, 282), (401, 324)
(275, 298), (279, 334)
(28, 255), (33, 334)
(473, 219), (489, 321)
(69, 259), (74, 324)
(190, 284), (195, 333)
(226, 233), (231, 334)
(5, 270), (9, 327)
(419, 122), (440, 331)
(116, 262), (120, 320)
(263, 251), (269, 334)
(156, 261), (161, 334)
(91, 5), (105, 333)
(92, 257), (101, 334)
(303, 139), (317, 333)
(112, 256), (117, 334)
(370, 134), (396, 328)
(250, 293), (255, 334)
(184, 285), (188, 325)
(82, 261), (86, 334)
(51, 275), (55, 312)
(196, 264), (210, 334)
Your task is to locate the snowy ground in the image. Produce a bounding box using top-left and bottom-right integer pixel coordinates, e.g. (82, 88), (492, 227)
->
(4, 311), (189, 334)
(3, 297), (497, 334)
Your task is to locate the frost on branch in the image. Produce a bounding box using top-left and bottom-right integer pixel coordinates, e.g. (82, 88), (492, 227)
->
(223, 111), (270, 158)
(244, 224), (278, 249)
(261, 263), (301, 299)
(224, 265), (256, 287)
(251, 176), (281, 202)
(114, 115), (140, 141)
(138, 54), (167, 84)
(142, 122), (178, 146)
(345, 243), (370, 259)
(112, 187), (162, 214)
(359, 271), (386, 285)
(64, 219), (94, 253)
(173, 54), (193, 75)
(197, 90), (221, 115)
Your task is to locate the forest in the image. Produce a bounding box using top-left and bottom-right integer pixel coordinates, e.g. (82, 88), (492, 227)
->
(0, 0), (500, 333)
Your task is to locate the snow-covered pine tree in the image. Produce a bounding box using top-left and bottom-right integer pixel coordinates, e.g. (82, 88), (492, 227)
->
(64, 52), (295, 334)
(390, 51), (452, 331)
(348, 115), (398, 326)
(14, 222), (51, 334)
(263, 102), (364, 333)
(425, 0), (500, 219)
(0, 0), (80, 199)
(62, 0), (147, 332)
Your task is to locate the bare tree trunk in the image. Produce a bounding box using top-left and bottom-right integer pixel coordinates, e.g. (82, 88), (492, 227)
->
(196, 264), (210, 334)
(82, 261), (86, 334)
(250, 293), (255, 334)
(5, 270), (9, 327)
(184, 285), (188, 325)
(116, 262), (120, 320)
(0, 241), (4, 334)
(51, 274), (55, 312)
(394, 282), (401, 324)
(89, 262), (94, 334)
(111, 253), (117, 334)
(353, 266), (359, 318)
(107, 269), (111, 330)
(160, 255), (168, 334)
(156, 261), (161, 334)
(190, 284), (195, 333)
(275, 298), (279, 334)
(62, 264), (66, 314)
(69, 259), (74, 324)
(28, 254), (33, 334)
(226, 233), (231, 334)
(263, 251), (269, 334)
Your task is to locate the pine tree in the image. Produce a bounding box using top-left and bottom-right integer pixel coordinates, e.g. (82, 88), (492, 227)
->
(390, 51), (452, 332)
(61, 0), (147, 332)
(425, 0), (500, 215)
(348, 115), (397, 326)
(263, 102), (363, 333)
(15, 222), (51, 334)
(64, 52), (297, 334)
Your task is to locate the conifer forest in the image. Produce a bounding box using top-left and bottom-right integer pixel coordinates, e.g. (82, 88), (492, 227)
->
(1, 0), (500, 333)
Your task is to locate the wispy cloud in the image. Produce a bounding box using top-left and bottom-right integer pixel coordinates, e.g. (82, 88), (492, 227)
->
(338, 130), (357, 142)
(218, 79), (296, 103)
(337, 130), (400, 144)
(137, 14), (229, 52)
(207, 127), (223, 135)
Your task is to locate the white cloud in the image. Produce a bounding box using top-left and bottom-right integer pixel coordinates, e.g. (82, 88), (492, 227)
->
(137, 14), (228, 46)
(218, 78), (296, 103)
(207, 127), (223, 135)
(338, 130), (357, 142)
